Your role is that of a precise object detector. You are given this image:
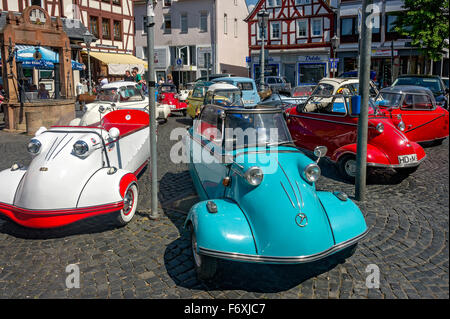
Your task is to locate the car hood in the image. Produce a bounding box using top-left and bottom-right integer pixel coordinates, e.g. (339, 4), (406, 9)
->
(227, 147), (336, 257)
(14, 131), (104, 210)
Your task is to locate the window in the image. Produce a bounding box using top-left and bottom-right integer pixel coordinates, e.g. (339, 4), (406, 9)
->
(102, 18), (111, 39)
(142, 16), (147, 34)
(113, 20), (122, 40)
(295, 0), (311, 4)
(112, 0), (121, 5)
(297, 19), (308, 38)
(89, 16), (99, 38)
(341, 18), (354, 36)
(271, 22), (281, 39)
(164, 14), (171, 34)
(311, 18), (322, 37)
(200, 12), (208, 32)
(267, 0), (281, 7)
(386, 14), (398, 33)
(181, 13), (188, 33)
(234, 18), (238, 37)
(224, 14), (228, 34)
(164, 0), (171, 6)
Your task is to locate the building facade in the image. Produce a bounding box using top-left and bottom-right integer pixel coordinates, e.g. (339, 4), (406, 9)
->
(134, 0), (249, 87)
(335, 0), (449, 87)
(245, 0), (335, 86)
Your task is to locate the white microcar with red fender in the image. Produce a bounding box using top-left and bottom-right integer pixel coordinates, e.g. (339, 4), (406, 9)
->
(0, 109), (150, 228)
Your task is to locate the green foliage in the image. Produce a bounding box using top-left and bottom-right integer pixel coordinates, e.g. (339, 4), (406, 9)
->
(394, 0), (449, 61)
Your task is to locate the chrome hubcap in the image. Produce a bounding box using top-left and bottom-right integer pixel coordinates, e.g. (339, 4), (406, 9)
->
(123, 189), (134, 215)
(345, 160), (357, 177)
(191, 232), (202, 267)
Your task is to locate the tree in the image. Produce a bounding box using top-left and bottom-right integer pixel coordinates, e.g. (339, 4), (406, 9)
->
(394, 0), (449, 62)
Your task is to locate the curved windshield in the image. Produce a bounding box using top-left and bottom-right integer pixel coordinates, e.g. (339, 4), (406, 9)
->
(212, 90), (243, 107)
(393, 77), (443, 93)
(224, 111), (292, 150)
(311, 83), (334, 96)
(377, 92), (403, 107)
(119, 85), (143, 102)
(96, 88), (119, 102)
(160, 85), (177, 93)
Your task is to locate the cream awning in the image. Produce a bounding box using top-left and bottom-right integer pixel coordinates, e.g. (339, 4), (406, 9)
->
(83, 50), (148, 75)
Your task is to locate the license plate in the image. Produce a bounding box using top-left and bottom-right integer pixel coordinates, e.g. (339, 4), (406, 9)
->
(170, 105), (176, 109)
(398, 154), (418, 165)
(243, 100), (254, 104)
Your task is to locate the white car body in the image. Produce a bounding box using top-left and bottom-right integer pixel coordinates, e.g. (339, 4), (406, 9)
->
(0, 109), (150, 229)
(71, 81), (170, 126)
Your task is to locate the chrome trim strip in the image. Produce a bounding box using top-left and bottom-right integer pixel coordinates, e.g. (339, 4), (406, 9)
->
(296, 181), (304, 209)
(367, 154), (426, 168)
(280, 182), (296, 208)
(288, 114), (358, 126)
(198, 228), (369, 264)
(277, 159), (300, 209)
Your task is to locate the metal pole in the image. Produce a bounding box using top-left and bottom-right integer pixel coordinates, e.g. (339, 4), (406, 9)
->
(260, 24), (265, 89)
(355, 0), (373, 201)
(87, 46), (92, 95)
(206, 53), (210, 81)
(146, 0), (159, 219)
(333, 49), (336, 78)
(391, 40), (394, 84)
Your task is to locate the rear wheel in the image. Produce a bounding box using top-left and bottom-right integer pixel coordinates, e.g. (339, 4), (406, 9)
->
(117, 184), (138, 225)
(338, 155), (357, 182)
(189, 224), (217, 281)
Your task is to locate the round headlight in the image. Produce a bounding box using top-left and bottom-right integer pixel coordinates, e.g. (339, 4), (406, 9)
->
(376, 123), (384, 133)
(304, 163), (321, 183)
(244, 166), (264, 186)
(73, 140), (89, 156)
(398, 121), (405, 131)
(27, 139), (42, 155)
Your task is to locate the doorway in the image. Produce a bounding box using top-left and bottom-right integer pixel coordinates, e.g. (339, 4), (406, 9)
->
(284, 63), (296, 87)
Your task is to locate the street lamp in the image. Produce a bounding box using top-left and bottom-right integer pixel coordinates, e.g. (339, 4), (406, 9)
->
(83, 31), (93, 95)
(257, 9), (270, 90)
(331, 35), (340, 78)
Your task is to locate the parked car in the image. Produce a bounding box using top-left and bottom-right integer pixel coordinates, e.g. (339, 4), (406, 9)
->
(442, 77), (449, 89)
(179, 82), (196, 102)
(158, 83), (188, 116)
(186, 81), (215, 119)
(70, 81), (170, 126)
(392, 75), (449, 109)
(195, 73), (234, 83)
(292, 85), (315, 98)
(0, 109), (150, 228)
(212, 76), (260, 107)
(376, 85), (449, 144)
(183, 104), (368, 280)
(256, 75), (292, 92)
(258, 91), (308, 110)
(314, 77), (379, 99)
(286, 94), (426, 181)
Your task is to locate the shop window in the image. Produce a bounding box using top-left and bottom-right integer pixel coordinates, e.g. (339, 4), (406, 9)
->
(113, 20), (122, 41)
(299, 63), (326, 85)
(102, 18), (111, 39)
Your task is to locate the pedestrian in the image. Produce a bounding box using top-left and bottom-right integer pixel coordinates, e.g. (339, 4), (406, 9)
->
(124, 70), (134, 82)
(99, 75), (108, 87)
(167, 74), (173, 84)
(132, 67), (144, 90)
(37, 83), (49, 99)
(158, 77), (164, 85)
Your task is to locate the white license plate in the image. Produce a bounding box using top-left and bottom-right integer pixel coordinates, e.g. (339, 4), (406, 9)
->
(243, 100), (254, 104)
(170, 105), (177, 109)
(398, 154), (418, 165)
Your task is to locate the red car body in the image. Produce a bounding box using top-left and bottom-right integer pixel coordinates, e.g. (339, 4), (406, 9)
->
(158, 83), (188, 114)
(286, 95), (426, 180)
(376, 86), (449, 144)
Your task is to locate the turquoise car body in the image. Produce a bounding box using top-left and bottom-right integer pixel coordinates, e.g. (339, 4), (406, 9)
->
(212, 77), (260, 107)
(184, 106), (368, 264)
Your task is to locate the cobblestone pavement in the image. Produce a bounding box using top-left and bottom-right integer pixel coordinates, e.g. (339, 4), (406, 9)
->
(0, 113), (448, 299)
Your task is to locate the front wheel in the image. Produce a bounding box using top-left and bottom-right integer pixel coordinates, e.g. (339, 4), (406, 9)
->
(189, 224), (217, 281)
(117, 184), (138, 226)
(338, 155), (357, 182)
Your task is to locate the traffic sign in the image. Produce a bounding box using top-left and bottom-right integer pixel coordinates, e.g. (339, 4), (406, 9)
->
(176, 58), (183, 66)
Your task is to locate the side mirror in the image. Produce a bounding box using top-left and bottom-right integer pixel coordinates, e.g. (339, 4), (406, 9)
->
(314, 146), (328, 163)
(109, 127), (120, 139)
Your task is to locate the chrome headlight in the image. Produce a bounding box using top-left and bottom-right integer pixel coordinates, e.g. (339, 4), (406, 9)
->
(27, 139), (42, 155)
(73, 141), (89, 157)
(244, 166), (263, 186)
(376, 123), (384, 133)
(303, 163), (321, 183)
(398, 121), (405, 131)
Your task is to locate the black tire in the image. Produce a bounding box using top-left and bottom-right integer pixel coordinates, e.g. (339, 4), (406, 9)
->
(189, 224), (217, 281)
(182, 110), (187, 117)
(430, 138), (445, 146)
(337, 155), (357, 182)
(395, 166), (419, 176)
(337, 243), (358, 263)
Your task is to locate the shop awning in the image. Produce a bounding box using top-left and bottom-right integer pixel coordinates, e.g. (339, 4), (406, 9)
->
(83, 50), (148, 75)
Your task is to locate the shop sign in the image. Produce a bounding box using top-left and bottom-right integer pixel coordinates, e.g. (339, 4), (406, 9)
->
(297, 55), (328, 62)
(372, 49), (398, 57)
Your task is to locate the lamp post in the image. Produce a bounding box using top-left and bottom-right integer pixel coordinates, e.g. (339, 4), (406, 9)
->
(83, 32), (93, 95)
(146, 0), (159, 219)
(331, 35), (340, 78)
(257, 9), (269, 90)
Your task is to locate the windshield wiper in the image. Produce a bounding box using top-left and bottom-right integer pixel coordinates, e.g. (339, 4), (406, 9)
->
(265, 140), (294, 147)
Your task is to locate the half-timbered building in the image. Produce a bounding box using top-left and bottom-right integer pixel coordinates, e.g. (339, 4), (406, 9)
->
(245, 0), (335, 86)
